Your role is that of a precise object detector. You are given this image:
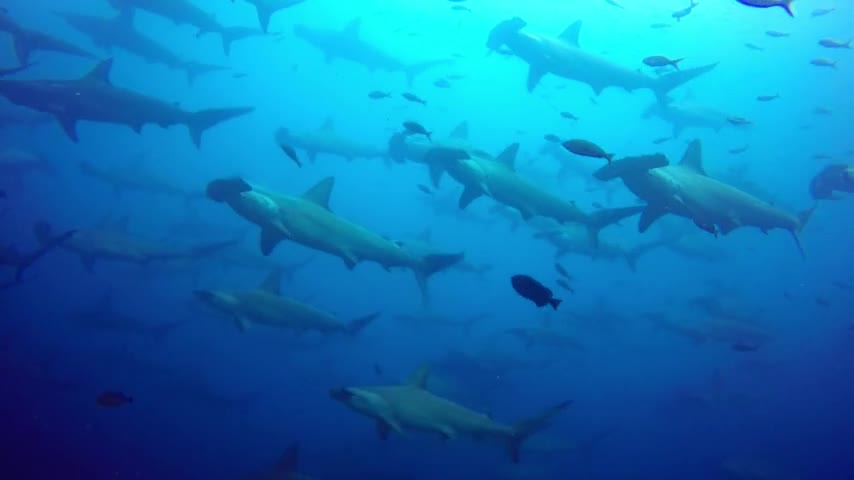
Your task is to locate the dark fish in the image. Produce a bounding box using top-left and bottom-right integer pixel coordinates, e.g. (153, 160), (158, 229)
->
(97, 391), (132, 407)
(731, 342), (759, 352)
(433, 78), (452, 88)
(555, 262), (572, 281)
(650, 23), (672, 29)
(693, 218), (718, 237)
(605, 0), (625, 8)
(812, 153), (832, 160)
(727, 116), (752, 126)
(813, 107), (832, 115)
(765, 30), (790, 38)
(729, 145), (749, 154)
(737, 0), (794, 17)
(560, 111), (579, 121)
(556, 279), (575, 294)
(368, 91), (391, 99)
(818, 39), (851, 49)
(810, 58), (837, 68)
(756, 94), (779, 101)
(451, 4), (471, 11)
(280, 144), (302, 168)
(653, 136), (671, 144)
(403, 121), (431, 141)
(744, 43), (765, 51)
(511, 275), (562, 310)
(562, 139), (614, 164)
(643, 56), (683, 70)
(812, 7), (834, 17)
(232, 72), (248, 79)
(417, 184), (433, 195)
(401, 92), (427, 105)
(543, 134), (561, 143)
(672, 0), (699, 21)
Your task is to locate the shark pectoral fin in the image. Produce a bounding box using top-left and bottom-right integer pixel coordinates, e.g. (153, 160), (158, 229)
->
(340, 250), (359, 270)
(518, 208), (534, 221)
(428, 163), (444, 188)
(458, 187), (482, 209)
(260, 227), (286, 256)
(638, 206), (667, 232)
(11, 36), (32, 64)
(438, 426), (457, 441)
(526, 65), (547, 92)
(56, 115), (80, 143)
(234, 314), (251, 332)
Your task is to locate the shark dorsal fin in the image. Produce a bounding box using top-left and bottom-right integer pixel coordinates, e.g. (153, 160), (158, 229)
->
(406, 365), (431, 389)
(416, 228), (432, 243)
(320, 116), (335, 131)
(85, 59), (114, 84)
(448, 121), (469, 140)
(559, 21), (582, 46)
(260, 269), (283, 294)
(302, 177), (335, 209)
(495, 143), (520, 169)
(679, 139), (706, 175)
(344, 17), (362, 37)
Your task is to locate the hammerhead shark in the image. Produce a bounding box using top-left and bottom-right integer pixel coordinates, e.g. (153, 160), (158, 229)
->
(330, 365), (571, 463)
(195, 269), (379, 335)
(77, 155), (204, 201)
(0, 9), (94, 64)
(0, 59), (253, 148)
(293, 17), (451, 85)
(275, 117), (387, 164)
(594, 140), (815, 255)
(56, 10), (231, 84)
(206, 176), (464, 303)
(486, 17), (717, 99)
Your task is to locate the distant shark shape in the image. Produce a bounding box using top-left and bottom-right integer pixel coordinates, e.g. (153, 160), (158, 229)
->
(106, 0), (258, 55)
(238, 0), (308, 33)
(1, 229), (75, 289)
(533, 223), (665, 271)
(77, 154), (204, 201)
(293, 18), (451, 85)
(0, 59), (254, 148)
(206, 176), (464, 304)
(0, 10), (95, 63)
(275, 117), (387, 164)
(330, 365), (571, 462)
(56, 10), (231, 84)
(68, 290), (182, 340)
(594, 140), (815, 256)
(486, 17), (717, 99)
(196, 269), (379, 334)
(643, 100), (734, 137)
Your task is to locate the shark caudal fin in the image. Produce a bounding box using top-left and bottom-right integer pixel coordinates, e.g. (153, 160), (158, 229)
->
(790, 204), (818, 259)
(585, 206), (645, 245)
(624, 240), (667, 272)
(403, 59), (452, 86)
(220, 27), (256, 56)
(652, 62), (718, 102)
(344, 312), (381, 336)
(509, 400), (573, 463)
(187, 107), (254, 148)
(414, 252), (465, 305)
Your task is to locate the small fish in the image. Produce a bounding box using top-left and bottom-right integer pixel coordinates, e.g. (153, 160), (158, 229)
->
(373, 363), (383, 375)
(736, 0), (794, 16)
(232, 72), (248, 79)
(604, 0), (625, 9)
(433, 78), (451, 88)
(555, 262), (572, 281)
(650, 23), (672, 29)
(815, 296), (830, 307)
(813, 107), (832, 115)
(368, 90), (391, 99)
(556, 279), (575, 294)
(451, 4), (471, 11)
(729, 145), (750, 155)
(783, 291), (793, 301)
(402, 121), (431, 141)
(810, 58), (837, 68)
(97, 391), (132, 407)
(653, 136), (671, 145)
(280, 144), (301, 168)
(672, 0), (699, 21)
(417, 184), (433, 195)
(643, 55), (683, 70)
(543, 134), (561, 143)
(511, 275), (562, 310)
(446, 73), (466, 80)
(765, 30), (790, 38)
(744, 43), (765, 51)
(832, 280), (852, 290)
(727, 116), (752, 126)
(731, 342), (759, 352)
(811, 7), (834, 17)
(756, 94), (779, 101)
(818, 39), (851, 49)
(401, 92), (427, 105)
(693, 218), (718, 237)
(562, 139), (614, 164)
(812, 153), (832, 160)
(560, 111), (579, 121)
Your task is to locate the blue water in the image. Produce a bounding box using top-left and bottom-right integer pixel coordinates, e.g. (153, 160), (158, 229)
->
(1, 0), (853, 478)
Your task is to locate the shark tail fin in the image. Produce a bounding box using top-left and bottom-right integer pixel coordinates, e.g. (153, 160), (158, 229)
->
(187, 107), (254, 148)
(653, 62), (718, 102)
(414, 252), (465, 305)
(790, 204), (817, 259)
(624, 240), (666, 272)
(11, 35), (33, 65)
(344, 312), (380, 336)
(404, 59), (452, 86)
(585, 206), (645, 246)
(0, 60), (33, 77)
(15, 228), (75, 283)
(220, 27), (251, 56)
(509, 400), (573, 463)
